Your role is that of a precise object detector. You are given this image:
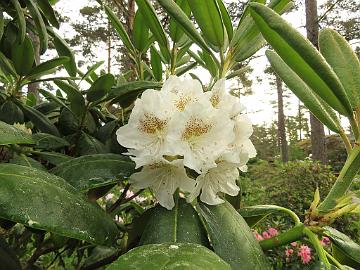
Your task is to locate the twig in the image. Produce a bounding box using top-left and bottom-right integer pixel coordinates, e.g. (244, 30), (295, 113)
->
(108, 184), (131, 213)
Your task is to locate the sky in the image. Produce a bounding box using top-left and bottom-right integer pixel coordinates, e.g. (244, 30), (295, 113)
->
(50, 0), (356, 129)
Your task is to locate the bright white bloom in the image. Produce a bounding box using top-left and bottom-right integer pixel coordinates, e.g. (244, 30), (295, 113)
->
(116, 89), (171, 166)
(162, 75), (205, 112)
(130, 159), (195, 210)
(206, 79), (245, 118)
(188, 162), (240, 205)
(167, 100), (235, 173)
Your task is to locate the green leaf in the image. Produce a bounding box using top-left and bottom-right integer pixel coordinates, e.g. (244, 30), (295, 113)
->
(0, 52), (17, 77)
(9, 154), (45, 170)
(216, 0), (233, 42)
(266, 50), (340, 133)
(50, 154), (135, 191)
(80, 61), (104, 84)
(150, 47), (162, 81)
(239, 205), (281, 227)
(249, 3), (352, 116)
(176, 62), (197, 76)
(140, 199), (208, 246)
(0, 164), (118, 245)
(0, 12), (4, 41)
(26, 57), (69, 79)
(0, 100), (24, 124)
(0, 121), (34, 145)
(106, 243), (231, 270)
(35, 0), (60, 28)
(17, 102), (60, 136)
(11, 36), (35, 76)
(324, 226), (360, 268)
(87, 74), (115, 102)
(108, 81), (162, 103)
(169, 0), (191, 43)
(27, 0), (48, 53)
(33, 151), (72, 166)
(156, 0), (211, 54)
(10, 0), (25, 42)
(104, 5), (136, 55)
(198, 201), (270, 269)
(54, 79), (85, 117)
(47, 27), (77, 77)
(133, 10), (149, 52)
(32, 133), (69, 150)
(319, 28), (360, 110)
(77, 133), (107, 156)
(38, 88), (72, 113)
(135, 0), (168, 48)
(187, 0), (224, 48)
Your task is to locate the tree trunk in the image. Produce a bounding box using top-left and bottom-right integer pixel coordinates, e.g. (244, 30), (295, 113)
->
(305, 0), (327, 163)
(275, 74), (289, 162)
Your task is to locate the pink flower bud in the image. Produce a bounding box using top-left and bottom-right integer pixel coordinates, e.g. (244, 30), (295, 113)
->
(262, 231), (271, 239)
(268, 227), (278, 237)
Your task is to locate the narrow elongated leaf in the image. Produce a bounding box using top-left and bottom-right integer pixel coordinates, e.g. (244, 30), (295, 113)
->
(0, 52), (17, 77)
(80, 61), (104, 83)
(34, 151), (72, 166)
(10, 0), (25, 42)
(169, 0), (190, 43)
(54, 79), (85, 117)
(135, 0), (168, 48)
(140, 199), (208, 245)
(108, 81), (162, 102)
(48, 28), (77, 76)
(319, 28), (360, 110)
(35, 0), (60, 28)
(239, 205), (281, 227)
(9, 155), (45, 170)
(38, 88), (71, 114)
(0, 12), (4, 40)
(26, 57), (69, 79)
(266, 50), (340, 133)
(27, 0), (48, 53)
(216, 0), (233, 42)
(51, 154), (135, 191)
(176, 62), (197, 76)
(150, 47), (162, 81)
(188, 0), (224, 48)
(199, 201), (270, 269)
(0, 121), (34, 145)
(0, 164), (118, 245)
(17, 102), (60, 136)
(249, 3), (352, 116)
(87, 74), (115, 102)
(104, 5), (136, 55)
(11, 36), (35, 76)
(157, 0), (211, 54)
(132, 11), (149, 52)
(106, 243), (231, 270)
(32, 133), (69, 150)
(324, 226), (360, 268)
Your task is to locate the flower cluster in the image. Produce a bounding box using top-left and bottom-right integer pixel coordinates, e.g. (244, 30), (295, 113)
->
(253, 227), (279, 241)
(116, 76), (256, 209)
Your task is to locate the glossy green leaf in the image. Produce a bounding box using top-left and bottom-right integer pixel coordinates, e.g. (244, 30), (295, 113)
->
(26, 57), (69, 79)
(108, 81), (162, 103)
(266, 50), (340, 133)
(54, 79), (85, 117)
(38, 88), (72, 114)
(77, 133), (107, 155)
(51, 154), (135, 191)
(133, 11), (149, 52)
(27, 0), (48, 53)
(11, 36), (35, 76)
(324, 226), (360, 267)
(319, 28), (360, 110)
(48, 28), (77, 77)
(10, 0), (25, 42)
(32, 133), (69, 150)
(188, 0), (224, 48)
(9, 154), (45, 170)
(239, 205), (282, 227)
(176, 62), (197, 76)
(135, 0), (168, 48)
(249, 3), (352, 116)
(169, 0), (190, 43)
(35, 0), (60, 28)
(216, 0), (233, 42)
(0, 121), (34, 145)
(140, 199), (208, 246)
(104, 5), (136, 55)
(150, 47), (162, 81)
(0, 164), (118, 245)
(106, 243), (231, 270)
(0, 52), (17, 77)
(199, 201), (270, 269)
(80, 61), (104, 84)
(17, 102), (60, 136)
(157, 0), (211, 54)
(34, 151), (72, 165)
(0, 100), (24, 124)
(87, 74), (115, 102)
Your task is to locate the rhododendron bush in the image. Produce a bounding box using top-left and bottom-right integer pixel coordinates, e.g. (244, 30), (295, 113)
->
(0, 0), (359, 269)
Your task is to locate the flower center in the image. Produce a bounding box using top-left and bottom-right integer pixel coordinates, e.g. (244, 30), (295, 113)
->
(210, 93), (220, 107)
(139, 113), (167, 134)
(174, 95), (192, 111)
(182, 117), (212, 140)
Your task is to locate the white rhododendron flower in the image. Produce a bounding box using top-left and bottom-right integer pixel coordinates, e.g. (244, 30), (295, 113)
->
(116, 75), (256, 209)
(130, 159), (194, 210)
